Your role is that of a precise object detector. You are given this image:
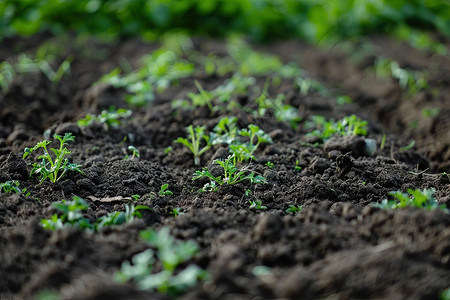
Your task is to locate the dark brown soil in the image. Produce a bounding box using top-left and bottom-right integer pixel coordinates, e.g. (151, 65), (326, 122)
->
(1, 34), (450, 300)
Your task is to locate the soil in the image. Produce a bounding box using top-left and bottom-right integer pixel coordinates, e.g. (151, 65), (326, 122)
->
(1, 34), (450, 300)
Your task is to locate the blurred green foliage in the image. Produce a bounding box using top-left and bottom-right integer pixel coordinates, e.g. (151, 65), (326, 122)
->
(1, 0), (449, 42)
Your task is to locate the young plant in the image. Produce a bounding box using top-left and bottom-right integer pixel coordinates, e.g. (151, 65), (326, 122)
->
(230, 124), (272, 163)
(96, 204), (151, 231)
(294, 160), (302, 172)
(265, 161), (274, 168)
(77, 108), (132, 130)
(211, 116), (240, 145)
(170, 207), (183, 217)
(159, 184), (174, 197)
(41, 196), (93, 231)
(372, 188), (448, 212)
(23, 132), (84, 184)
(115, 227), (208, 296)
(175, 125), (212, 166)
(124, 145), (140, 160)
(305, 114), (368, 141)
(249, 199), (267, 210)
(0, 180), (30, 196)
(193, 155), (266, 192)
(286, 204), (303, 215)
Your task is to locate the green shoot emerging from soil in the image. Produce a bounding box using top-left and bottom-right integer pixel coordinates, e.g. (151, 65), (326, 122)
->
(159, 184), (173, 197)
(115, 227), (208, 296)
(306, 114), (368, 141)
(77, 108), (132, 130)
(41, 196), (151, 231)
(124, 145), (140, 160)
(249, 199), (267, 210)
(0, 180), (30, 196)
(23, 132), (84, 184)
(286, 205), (303, 215)
(170, 207), (183, 217)
(372, 188), (448, 212)
(175, 125), (212, 166)
(193, 155), (266, 192)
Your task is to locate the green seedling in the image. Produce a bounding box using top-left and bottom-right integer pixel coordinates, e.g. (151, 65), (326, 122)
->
(372, 188), (448, 212)
(399, 140), (415, 152)
(374, 57), (427, 95)
(306, 114), (368, 141)
(159, 184), (174, 197)
(23, 132), (84, 184)
(286, 204), (303, 215)
(294, 160), (302, 172)
(77, 108), (132, 129)
(265, 161), (274, 168)
(124, 145), (140, 160)
(96, 204), (151, 231)
(0, 61), (15, 92)
(296, 77), (326, 96)
(0, 180), (30, 196)
(175, 125), (212, 166)
(164, 146), (172, 154)
(255, 91), (302, 129)
(41, 196), (151, 231)
(16, 53), (72, 83)
(249, 199), (267, 210)
(211, 116), (240, 145)
(41, 196), (92, 231)
(115, 227), (208, 296)
(170, 207), (183, 217)
(187, 80), (214, 111)
(132, 194), (141, 200)
(193, 155), (266, 192)
(231, 124), (273, 163)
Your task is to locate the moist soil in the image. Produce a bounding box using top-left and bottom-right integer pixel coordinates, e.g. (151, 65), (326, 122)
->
(1, 34), (450, 299)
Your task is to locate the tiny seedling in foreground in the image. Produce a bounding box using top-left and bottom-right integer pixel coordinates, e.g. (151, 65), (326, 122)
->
(23, 132), (83, 184)
(115, 227), (208, 296)
(249, 199), (267, 210)
(124, 145), (140, 160)
(175, 125), (212, 166)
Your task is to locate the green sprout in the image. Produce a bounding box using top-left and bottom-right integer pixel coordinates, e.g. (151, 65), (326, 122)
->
(77, 108), (132, 130)
(0, 180), (30, 196)
(265, 161), (274, 168)
(294, 160), (302, 172)
(159, 184), (174, 197)
(211, 116), (240, 145)
(175, 125), (212, 166)
(193, 155), (266, 192)
(249, 199), (267, 210)
(305, 114), (368, 141)
(115, 227), (208, 296)
(170, 207), (183, 217)
(23, 132), (84, 184)
(132, 194), (141, 200)
(372, 188), (448, 212)
(286, 205), (303, 215)
(41, 196), (151, 231)
(230, 124), (273, 163)
(124, 145), (140, 160)
(0, 61), (15, 92)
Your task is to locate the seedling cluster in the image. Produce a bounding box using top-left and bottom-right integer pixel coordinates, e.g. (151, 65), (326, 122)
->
(0, 180), (29, 196)
(77, 108), (132, 130)
(373, 188), (448, 212)
(41, 196), (151, 231)
(305, 114), (368, 141)
(23, 132), (84, 184)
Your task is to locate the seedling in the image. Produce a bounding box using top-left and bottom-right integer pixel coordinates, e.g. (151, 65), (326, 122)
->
(232, 124), (273, 163)
(175, 125), (212, 166)
(399, 140), (415, 152)
(249, 199), (267, 210)
(115, 227), (208, 296)
(77, 108), (132, 129)
(193, 155), (266, 192)
(286, 204), (302, 215)
(16, 53), (72, 83)
(0, 180), (30, 196)
(41, 196), (151, 231)
(159, 184), (174, 197)
(164, 146), (172, 154)
(41, 196), (92, 231)
(0, 61), (15, 92)
(170, 207), (183, 217)
(306, 114), (368, 141)
(372, 188), (448, 212)
(265, 161), (274, 168)
(23, 132), (84, 184)
(124, 145), (140, 160)
(294, 160), (302, 172)
(132, 194), (141, 200)
(211, 116), (240, 145)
